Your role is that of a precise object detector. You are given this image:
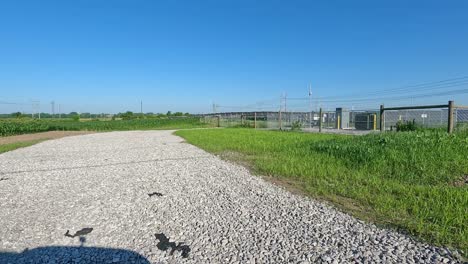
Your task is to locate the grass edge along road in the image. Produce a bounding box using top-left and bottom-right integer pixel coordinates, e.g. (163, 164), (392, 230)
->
(0, 140), (47, 154)
(175, 128), (468, 257)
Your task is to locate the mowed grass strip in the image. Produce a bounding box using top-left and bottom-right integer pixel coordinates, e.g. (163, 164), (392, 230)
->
(0, 139), (46, 154)
(175, 128), (468, 255)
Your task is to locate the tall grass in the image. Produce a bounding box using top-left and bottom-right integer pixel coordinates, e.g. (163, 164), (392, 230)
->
(176, 129), (468, 255)
(0, 118), (210, 137)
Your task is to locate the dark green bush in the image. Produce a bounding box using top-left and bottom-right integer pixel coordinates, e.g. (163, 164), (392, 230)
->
(291, 120), (303, 131)
(396, 119), (418, 131)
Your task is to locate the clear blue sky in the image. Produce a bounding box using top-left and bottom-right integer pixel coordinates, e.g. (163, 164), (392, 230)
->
(1, 0), (468, 114)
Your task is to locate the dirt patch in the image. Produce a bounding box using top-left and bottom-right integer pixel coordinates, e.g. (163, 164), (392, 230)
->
(453, 175), (468, 187)
(261, 175), (309, 197)
(217, 151), (255, 171)
(0, 131), (96, 145)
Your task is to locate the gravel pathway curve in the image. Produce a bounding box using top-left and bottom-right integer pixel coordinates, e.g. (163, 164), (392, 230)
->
(0, 131), (463, 263)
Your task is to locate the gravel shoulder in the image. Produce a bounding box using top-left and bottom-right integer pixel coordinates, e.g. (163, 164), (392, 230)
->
(0, 131), (463, 263)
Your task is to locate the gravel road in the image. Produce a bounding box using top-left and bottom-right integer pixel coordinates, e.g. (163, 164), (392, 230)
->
(0, 131), (463, 263)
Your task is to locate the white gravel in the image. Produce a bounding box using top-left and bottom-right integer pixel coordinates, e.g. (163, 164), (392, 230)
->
(0, 131), (463, 263)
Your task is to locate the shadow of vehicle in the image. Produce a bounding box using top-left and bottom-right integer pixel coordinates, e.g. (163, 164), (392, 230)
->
(0, 245), (150, 264)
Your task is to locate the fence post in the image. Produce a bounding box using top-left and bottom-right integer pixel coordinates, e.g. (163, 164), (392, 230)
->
(319, 107), (323, 132)
(254, 112), (257, 129)
(217, 115), (220, 128)
(448, 100), (454, 133)
(279, 110), (282, 130)
(380, 104), (384, 132)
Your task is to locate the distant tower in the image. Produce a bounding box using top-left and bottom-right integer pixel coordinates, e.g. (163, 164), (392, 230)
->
(51, 101), (55, 117)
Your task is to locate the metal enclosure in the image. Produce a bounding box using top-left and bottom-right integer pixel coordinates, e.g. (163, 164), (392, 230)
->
(355, 113), (376, 130)
(335, 108), (350, 129)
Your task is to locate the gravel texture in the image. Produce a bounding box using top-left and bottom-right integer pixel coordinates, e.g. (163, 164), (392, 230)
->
(0, 131), (463, 263)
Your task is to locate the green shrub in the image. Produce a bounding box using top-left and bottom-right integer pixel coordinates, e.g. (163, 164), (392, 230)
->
(396, 119), (418, 131)
(291, 120), (303, 131)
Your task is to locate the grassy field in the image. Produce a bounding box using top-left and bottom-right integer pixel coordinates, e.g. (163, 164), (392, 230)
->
(0, 118), (211, 137)
(176, 128), (468, 255)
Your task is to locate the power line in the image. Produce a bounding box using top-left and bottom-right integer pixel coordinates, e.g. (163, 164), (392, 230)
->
(286, 76), (468, 101)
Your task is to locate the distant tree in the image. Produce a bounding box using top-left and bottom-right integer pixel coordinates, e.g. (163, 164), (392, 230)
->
(69, 112), (80, 121)
(12, 112), (22, 118)
(166, 111), (172, 116)
(184, 112), (190, 116)
(121, 111), (134, 120)
(39, 113), (51, 118)
(173, 112), (183, 116)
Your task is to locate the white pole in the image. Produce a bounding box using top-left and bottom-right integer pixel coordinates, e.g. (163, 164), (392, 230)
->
(309, 84), (312, 128)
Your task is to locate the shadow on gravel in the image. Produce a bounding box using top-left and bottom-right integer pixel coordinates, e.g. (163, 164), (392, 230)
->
(155, 233), (191, 258)
(0, 246), (150, 264)
(64, 228), (93, 238)
(148, 192), (163, 197)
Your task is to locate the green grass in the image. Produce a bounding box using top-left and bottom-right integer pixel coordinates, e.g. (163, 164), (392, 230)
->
(0, 140), (46, 154)
(0, 117), (211, 137)
(176, 128), (468, 255)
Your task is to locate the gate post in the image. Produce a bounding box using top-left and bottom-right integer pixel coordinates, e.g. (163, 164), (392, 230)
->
(448, 100), (454, 133)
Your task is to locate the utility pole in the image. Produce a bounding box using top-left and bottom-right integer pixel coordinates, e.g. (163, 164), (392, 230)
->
(51, 101), (55, 118)
(279, 95), (283, 130)
(58, 104), (61, 119)
(140, 100), (143, 115)
(31, 100), (40, 119)
(309, 84), (312, 128)
(284, 92), (287, 112)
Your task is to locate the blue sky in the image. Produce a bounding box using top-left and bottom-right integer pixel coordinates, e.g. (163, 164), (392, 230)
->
(1, 0), (468, 114)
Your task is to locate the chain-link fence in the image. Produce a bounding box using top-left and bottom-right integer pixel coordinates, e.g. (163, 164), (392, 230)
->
(381, 101), (468, 132)
(455, 107), (468, 131)
(200, 110), (378, 131)
(199, 101), (467, 133)
(383, 108), (449, 131)
(201, 112), (313, 130)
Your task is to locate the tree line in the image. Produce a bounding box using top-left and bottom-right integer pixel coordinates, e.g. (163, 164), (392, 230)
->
(0, 111), (191, 120)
